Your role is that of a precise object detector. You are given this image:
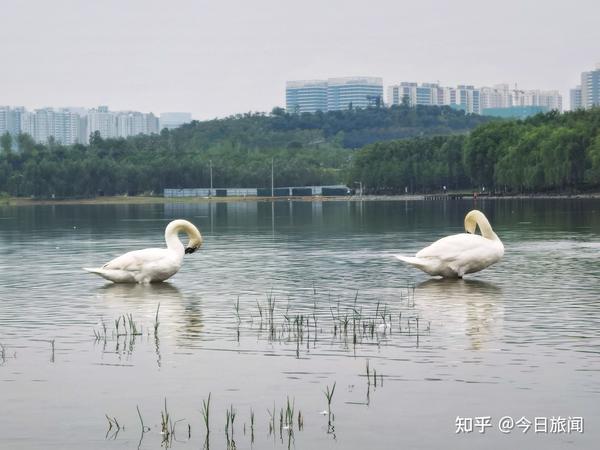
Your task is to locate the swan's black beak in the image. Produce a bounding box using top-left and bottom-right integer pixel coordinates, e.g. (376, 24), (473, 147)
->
(185, 247), (197, 254)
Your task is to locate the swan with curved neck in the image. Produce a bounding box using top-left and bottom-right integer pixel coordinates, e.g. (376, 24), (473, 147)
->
(84, 219), (203, 283)
(396, 210), (504, 278)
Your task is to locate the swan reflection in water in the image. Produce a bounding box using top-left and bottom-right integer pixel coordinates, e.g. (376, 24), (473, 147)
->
(415, 278), (503, 350)
(95, 282), (204, 345)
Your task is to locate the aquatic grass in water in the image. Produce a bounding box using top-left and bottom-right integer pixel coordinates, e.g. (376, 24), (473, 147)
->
(105, 414), (122, 440)
(324, 382), (336, 413)
(225, 404), (237, 449)
(324, 382), (336, 437)
(201, 393), (211, 436)
(90, 286), (426, 446)
(160, 398), (184, 447)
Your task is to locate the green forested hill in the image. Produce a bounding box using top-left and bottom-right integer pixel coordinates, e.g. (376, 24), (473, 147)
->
(0, 105), (488, 197)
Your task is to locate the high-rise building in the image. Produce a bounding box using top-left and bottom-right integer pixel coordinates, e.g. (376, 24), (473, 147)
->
(514, 89), (562, 111)
(570, 86), (582, 110)
(580, 64), (600, 109)
(116, 111), (159, 138)
(387, 82), (416, 106)
(455, 85), (481, 114)
(326, 77), (383, 111)
(146, 113), (159, 135)
(388, 82), (480, 113)
(14, 108), (85, 145)
(480, 84), (512, 110)
(159, 112), (192, 131)
(88, 106), (117, 139)
(387, 82), (444, 107)
(2, 105), (161, 145)
(50, 109), (82, 145)
(20, 111), (35, 138)
(0, 106), (24, 137)
(388, 80), (562, 116)
(286, 77), (383, 113)
(285, 80), (328, 114)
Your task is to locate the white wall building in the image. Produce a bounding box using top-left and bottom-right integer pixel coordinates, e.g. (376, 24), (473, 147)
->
(1, 105), (162, 145)
(88, 106), (117, 139)
(388, 81), (562, 115)
(116, 111), (159, 138)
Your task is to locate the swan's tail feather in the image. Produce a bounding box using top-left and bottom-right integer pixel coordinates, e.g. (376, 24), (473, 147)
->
(84, 267), (138, 283)
(395, 255), (428, 268)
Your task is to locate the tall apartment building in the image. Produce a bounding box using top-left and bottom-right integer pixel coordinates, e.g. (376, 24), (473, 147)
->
(388, 81), (562, 116)
(570, 86), (582, 110)
(7, 107), (85, 145)
(1, 105), (162, 145)
(0, 106), (24, 137)
(117, 111), (159, 137)
(387, 82), (482, 114)
(387, 82), (443, 107)
(480, 84), (512, 110)
(512, 89), (562, 111)
(580, 64), (600, 109)
(387, 82), (417, 106)
(88, 106), (117, 139)
(456, 85), (481, 114)
(286, 77), (383, 113)
(159, 112), (192, 130)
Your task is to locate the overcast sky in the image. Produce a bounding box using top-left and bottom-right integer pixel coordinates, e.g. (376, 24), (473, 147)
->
(2, 0), (599, 119)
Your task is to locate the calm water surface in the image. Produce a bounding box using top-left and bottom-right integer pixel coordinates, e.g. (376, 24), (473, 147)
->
(0, 199), (599, 449)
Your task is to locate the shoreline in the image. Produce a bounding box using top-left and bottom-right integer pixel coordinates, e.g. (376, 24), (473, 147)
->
(3, 192), (600, 206)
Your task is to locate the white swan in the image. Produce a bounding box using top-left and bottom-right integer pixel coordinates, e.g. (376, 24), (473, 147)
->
(396, 210), (504, 278)
(84, 219), (203, 283)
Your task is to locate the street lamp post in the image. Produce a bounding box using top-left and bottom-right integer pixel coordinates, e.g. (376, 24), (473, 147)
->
(209, 159), (213, 198)
(354, 181), (363, 197)
(271, 157), (274, 197)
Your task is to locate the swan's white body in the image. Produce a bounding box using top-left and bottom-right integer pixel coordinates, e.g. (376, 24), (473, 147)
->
(84, 220), (202, 283)
(396, 210), (504, 278)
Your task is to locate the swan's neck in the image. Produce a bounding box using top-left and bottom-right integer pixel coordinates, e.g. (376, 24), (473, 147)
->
(164, 221), (186, 256)
(477, 219), (496, 240)
(478, 220), (502, 244)
(466, 210), (500, 242)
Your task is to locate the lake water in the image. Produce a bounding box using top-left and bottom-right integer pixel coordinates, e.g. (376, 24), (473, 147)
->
(0, 199), (599, 449)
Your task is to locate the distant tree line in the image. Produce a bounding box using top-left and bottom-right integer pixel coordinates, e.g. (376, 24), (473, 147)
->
(0, 105), (487, 197)
(2, 106), (599, 198)
(350, 108), (600, 193)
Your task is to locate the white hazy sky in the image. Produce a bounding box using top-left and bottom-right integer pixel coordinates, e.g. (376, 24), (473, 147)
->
(2, 0), (599, 119)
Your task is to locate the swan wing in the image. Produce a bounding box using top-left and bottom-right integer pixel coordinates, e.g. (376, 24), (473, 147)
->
(415, 233), (484, 261)
(416, 233), (502, 275)
(102, 248), (171, 272)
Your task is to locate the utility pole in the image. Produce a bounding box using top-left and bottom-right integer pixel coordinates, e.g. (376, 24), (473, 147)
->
(354, 180), (363, 197)
(271, 157), (274, 197)
(209, 159), (213, 197)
